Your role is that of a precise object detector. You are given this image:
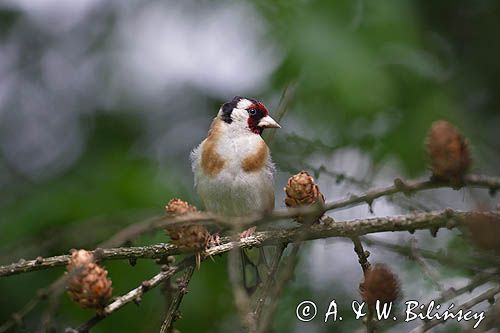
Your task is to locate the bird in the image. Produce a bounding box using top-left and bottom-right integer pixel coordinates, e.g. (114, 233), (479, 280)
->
(191, 96), (280, 291)
(191, 96), (280, 225)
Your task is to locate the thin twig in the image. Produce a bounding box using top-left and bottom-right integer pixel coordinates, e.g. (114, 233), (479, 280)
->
(350, 236), (374, 332)
(409, 238), (448, 294)
(228, 248), (257, 332)
(0, 278), (65, 333)
(159, 264), (196, 333)
(39, 288), (63, 333)
(325, 175), (500, 213)
(159, 256), (176, 327)
(292, 162), (372, 188)
(379, 269), (499, 332)
(264, 82), (296, 144)
(366, 309), (376, 333)
(433, 269), (500, 306)
(0, 244), (177, 277)
(252, 243), (287, 320)
(72, 257), (195, 333)
(408, 285), (500, 333)
(362, 236), (500, 272)
(463, 299), (500, 332)
(351, 236), (371, 275)
(257, 243), (302, 333)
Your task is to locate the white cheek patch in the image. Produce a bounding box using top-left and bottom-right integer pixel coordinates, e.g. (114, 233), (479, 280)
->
(236, 99), (253, 110)
(231, 109), (249, 123)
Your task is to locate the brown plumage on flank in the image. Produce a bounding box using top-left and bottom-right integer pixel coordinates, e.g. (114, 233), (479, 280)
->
(241, 140), (269, 172)
(200, 119), (226, 177)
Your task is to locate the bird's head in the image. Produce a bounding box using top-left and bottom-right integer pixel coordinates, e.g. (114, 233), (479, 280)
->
(218, 96), (280, 135)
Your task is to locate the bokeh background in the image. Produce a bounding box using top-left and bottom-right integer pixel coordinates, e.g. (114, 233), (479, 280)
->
(1, 0), (499, 332)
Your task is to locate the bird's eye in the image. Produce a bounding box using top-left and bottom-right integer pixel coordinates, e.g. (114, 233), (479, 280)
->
(248, 109), (257, 116)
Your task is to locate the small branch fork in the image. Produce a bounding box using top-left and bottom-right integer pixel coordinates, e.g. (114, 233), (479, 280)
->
(69, 257), (195, 333)
(409, 238), (449, 294)
(409, 285), (500, 333)
(252, 243), (287, 322)
(256, 243), (302, 333)
(159, 264), (196, 333)
(1, 174), (499, 332)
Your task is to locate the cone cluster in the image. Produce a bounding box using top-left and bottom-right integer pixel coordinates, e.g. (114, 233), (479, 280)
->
(284, 171), (325, 208)
(465, 212), (500, 254)
(66, 249), (112, 310)
(165, 198), (209, 251)
(359, 263), (400, 306)
(425, 120), (471, 184)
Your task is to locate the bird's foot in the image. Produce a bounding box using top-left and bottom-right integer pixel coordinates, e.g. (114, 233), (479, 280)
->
(207, 233), (221, 248)
(239, 226), (256, 239)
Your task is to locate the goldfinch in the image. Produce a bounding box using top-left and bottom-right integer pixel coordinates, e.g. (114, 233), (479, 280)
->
(191, 96), (280, 222)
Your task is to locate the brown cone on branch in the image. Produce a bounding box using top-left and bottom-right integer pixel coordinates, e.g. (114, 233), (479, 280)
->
(284, 171), (325, 207)
(359, 263), (400, 307)
(425, 120), (471, 185)
(284, 171), (325, 223)
(164, 199), (210, 267)
(66, 250), (113, 311)
(165, 198), (198, 216)
(464, 212), (500, 254)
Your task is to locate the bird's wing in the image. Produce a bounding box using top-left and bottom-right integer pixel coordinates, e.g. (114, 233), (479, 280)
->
(190, 142), (203, 188)
(263, 158), (276, 212)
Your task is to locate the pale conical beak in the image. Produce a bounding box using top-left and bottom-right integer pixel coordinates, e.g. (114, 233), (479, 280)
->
(258, 115), (281, 128)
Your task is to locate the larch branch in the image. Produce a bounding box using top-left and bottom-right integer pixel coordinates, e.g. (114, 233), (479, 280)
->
(1, 209), (494, 278)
